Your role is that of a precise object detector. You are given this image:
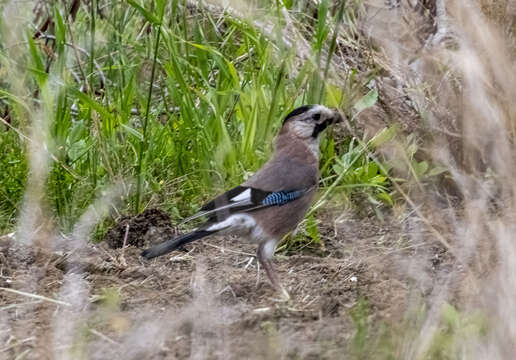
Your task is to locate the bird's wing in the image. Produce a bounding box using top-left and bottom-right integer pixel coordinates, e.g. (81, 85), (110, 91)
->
(182, 155), (318, 224)
(182, 185), (312, 224)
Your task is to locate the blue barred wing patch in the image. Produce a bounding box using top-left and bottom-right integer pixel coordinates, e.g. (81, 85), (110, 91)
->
(261, 190), (303, 206)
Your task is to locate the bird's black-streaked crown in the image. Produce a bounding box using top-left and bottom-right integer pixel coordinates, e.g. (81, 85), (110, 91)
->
(283, 105), (314, 124)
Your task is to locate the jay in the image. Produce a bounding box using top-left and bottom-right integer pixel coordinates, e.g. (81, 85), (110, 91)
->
(142, 104), (342, 298)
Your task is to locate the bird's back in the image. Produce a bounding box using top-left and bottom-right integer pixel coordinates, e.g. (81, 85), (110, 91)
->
(243, 133), (319, 239)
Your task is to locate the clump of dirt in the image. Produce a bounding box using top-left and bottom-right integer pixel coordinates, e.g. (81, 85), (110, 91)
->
(104, 208), (177, 249)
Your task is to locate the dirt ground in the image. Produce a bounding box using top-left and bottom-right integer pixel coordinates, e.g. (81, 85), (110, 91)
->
(0, 208), (452, 359)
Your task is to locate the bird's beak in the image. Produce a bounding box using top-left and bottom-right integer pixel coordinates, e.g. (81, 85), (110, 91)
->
(331, 109), (344, 124)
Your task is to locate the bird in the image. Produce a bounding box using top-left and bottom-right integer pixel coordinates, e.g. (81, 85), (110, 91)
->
(141, 104), (342, 298)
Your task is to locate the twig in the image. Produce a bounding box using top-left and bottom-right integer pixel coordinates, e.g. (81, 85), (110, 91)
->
(122, 224), (130, 249)
(14, 349), (31, 360)
(203, 242), (254, 257)
(255, 260), (261, 288)
(88, 328), (119, 345)
(217, 285), (236, 298)
(0, 337), (35, 353)
(119, 224), (130, 267)
(243, 256), (254, 270)
(0, 287), (71, 307)
(0, 300), (41, 312)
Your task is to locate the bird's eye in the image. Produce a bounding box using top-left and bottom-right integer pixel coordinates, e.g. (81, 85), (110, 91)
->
(312, 113), (321, 121)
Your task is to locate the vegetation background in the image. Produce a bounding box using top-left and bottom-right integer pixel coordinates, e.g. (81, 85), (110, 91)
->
(1, 0), (516, 358)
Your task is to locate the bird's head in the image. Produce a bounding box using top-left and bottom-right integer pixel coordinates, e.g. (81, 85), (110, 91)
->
(280, 104), (343, 141)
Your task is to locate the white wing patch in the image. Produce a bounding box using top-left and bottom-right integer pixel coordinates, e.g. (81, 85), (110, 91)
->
(206, 214), (256, 232)
(230, 188), (251, 202)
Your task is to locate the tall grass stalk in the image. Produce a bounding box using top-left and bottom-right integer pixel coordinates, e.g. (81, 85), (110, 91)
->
(320, 0), (346, 102)
(133, 3), (165, 214)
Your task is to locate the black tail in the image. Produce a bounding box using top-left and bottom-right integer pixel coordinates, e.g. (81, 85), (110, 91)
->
(141, 230), (214, 259)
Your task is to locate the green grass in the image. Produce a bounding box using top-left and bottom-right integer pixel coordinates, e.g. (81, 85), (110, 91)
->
(0, 131), (27, 232)
(0, 1), (389, 237)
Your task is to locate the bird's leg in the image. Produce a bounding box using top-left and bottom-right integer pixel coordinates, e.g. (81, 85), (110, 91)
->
(257, 241), (290, 300)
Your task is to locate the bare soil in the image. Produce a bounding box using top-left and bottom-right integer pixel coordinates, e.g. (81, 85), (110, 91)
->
(0, 208), (452, 359)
